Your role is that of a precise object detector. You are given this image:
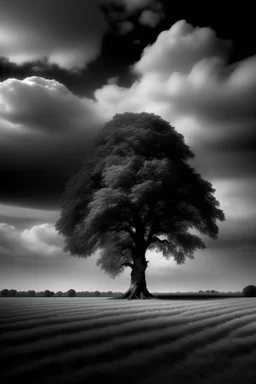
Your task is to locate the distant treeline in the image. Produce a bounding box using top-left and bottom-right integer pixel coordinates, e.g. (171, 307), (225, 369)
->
(0, 288), (242, 297)
(0, 289), (122, 297)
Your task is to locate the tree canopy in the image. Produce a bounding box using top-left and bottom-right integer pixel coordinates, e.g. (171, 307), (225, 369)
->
(56, 112), (225, 296)
(67, 289), (77, 297)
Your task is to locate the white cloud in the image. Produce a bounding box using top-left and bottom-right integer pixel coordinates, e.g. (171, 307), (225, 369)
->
(134, 19), (232, 75)
(0, 223), (64, 258)
(0, 76), (99, 134)
(0, 0), (109, 70)
(21, 224), (64, 255)
(139, 10), (163, 27)
(161, 55), (256, 125)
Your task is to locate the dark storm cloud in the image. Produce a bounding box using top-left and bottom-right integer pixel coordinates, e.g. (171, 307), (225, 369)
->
(0, 0), (160, 71)
(0, 76), (103, 208)
(1, 19), (255, 212)
(0, 0), (167, 101)
(0, 0), (255, 102)
(0, 3), (255, 294)
(1, 19), (254, 210)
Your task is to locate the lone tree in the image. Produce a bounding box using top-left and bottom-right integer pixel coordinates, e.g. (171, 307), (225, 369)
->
(56, 113), (225, 299)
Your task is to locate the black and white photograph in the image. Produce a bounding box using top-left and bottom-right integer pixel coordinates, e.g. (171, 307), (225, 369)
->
(0, 1), (256, 383)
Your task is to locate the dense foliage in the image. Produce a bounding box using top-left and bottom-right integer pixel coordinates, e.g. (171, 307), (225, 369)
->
(56, 112), (225, 282)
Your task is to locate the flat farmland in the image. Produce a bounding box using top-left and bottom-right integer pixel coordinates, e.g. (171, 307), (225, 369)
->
(1, 297), (256, 384)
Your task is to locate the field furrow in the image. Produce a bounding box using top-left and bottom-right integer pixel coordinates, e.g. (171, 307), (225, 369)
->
(3, 304), (256, 363)
(0, 297), (235, 321)
(2, 302), (256, 382)
(1, 297), (255, 384)
(1, 300), (255, 348)
(0, 300), (218, 327)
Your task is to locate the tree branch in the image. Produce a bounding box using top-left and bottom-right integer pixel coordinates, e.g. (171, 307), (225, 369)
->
(150, 236), (175, 248)
(145, 210), (170, 247)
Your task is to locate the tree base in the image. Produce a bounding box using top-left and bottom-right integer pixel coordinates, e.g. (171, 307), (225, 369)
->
(113, 287), (159, 300)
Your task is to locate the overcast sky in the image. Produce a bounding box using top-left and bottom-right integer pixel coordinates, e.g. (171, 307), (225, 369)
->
(0, 0), (255, 293)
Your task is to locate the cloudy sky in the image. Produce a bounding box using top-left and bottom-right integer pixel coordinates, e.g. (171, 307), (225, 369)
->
(0, 0), (255, 293)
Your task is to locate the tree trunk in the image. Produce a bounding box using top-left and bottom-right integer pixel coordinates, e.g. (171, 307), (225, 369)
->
(115, 259), (158, 300)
